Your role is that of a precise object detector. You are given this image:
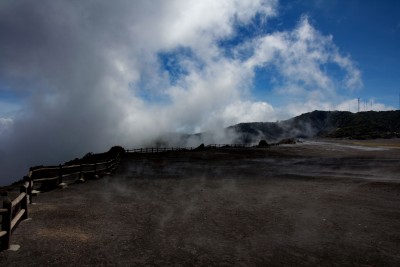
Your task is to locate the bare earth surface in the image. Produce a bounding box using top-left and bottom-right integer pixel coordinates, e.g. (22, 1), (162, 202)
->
(1, 139), (400, 266)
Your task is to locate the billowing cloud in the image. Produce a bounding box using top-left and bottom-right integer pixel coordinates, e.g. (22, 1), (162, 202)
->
(244, 16), (363, 95)
(0, 118), (13, 134)
(221, 101), (276, 126)
(0, 0), (278, 184)
(0, 0), (388, 185)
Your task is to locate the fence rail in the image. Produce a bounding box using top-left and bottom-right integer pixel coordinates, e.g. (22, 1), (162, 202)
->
(125, 144), (251, 154)
(126, 147), (190, 153)
(0, 152), (122, 251)
(1, 143), (256, 251)
(0, 184), (29, 250)
(30, 154), (122, 188)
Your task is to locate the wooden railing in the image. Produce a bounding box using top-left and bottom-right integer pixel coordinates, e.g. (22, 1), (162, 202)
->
(0, 183), (29, 250)
(205, 144), (250, 148)
(0, 144), (255, 251)
(126, 147), (191, 153)
(125, 144), (250, 153)
(0, 153), (122, 251)
(29, 153), (122, 191)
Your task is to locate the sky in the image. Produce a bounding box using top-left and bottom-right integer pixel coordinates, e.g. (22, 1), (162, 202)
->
(0, 0), (399, 185)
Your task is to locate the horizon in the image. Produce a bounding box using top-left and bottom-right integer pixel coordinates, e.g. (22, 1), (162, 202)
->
(1, 0), (400, 185)
(1, 108), (399, 186)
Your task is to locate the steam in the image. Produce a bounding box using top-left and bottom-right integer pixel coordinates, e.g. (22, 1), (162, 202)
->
(0, 0), (378, 185)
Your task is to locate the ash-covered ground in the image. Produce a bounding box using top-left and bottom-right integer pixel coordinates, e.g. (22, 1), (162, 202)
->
(1, 139), (400, 266)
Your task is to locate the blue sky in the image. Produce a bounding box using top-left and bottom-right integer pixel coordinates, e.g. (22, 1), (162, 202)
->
(274, 0), (400, 108)
(0, 0), (399, 184)
(145, 0), (399, 115)
(224, 0), (400, 110)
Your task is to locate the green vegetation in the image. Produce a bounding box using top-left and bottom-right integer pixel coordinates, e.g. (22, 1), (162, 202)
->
(326, 111), (400, 139)
(230, 110), (400, 142)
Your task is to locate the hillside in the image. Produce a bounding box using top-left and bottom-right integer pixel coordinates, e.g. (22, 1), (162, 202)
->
(229, 110), (400, 143)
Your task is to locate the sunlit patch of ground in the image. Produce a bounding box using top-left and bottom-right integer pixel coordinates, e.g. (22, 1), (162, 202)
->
(349, 140), (400, 148)
(36, 227), (91, 242)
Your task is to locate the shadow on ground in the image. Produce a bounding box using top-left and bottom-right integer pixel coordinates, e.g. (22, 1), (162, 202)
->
(1, 140), (400, 266)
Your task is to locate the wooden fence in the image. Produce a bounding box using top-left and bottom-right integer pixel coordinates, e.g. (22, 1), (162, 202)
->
(125, 144), (250, 153)
(0, 144), (253, 251)
(126, 147), (190, 153)
(29, 153), (122, 192)
(0, 153), (122, 251)
(0, 182), (29, 250)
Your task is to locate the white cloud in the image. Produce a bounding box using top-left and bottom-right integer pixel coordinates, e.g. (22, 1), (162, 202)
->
(0, 0), (370, 185)
(0, 100), (21, 117)
(0, 0), (280, 184)
(0, 118), (13, 134)
(284, 98), (395, 118)
(335, 99), (359, 113)
(245, 16), (362, 101)
(221, 101), (276, 125)
(332, 53), (363, 89)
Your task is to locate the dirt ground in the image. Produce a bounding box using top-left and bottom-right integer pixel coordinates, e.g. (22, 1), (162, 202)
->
(1, 139), (400, 266)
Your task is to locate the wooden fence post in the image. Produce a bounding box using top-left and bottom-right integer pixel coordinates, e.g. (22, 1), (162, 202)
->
(30, 176), (33, 204)
(1, 200), (12, 250)
(58, 164), (63, 184)
(94, 162), (97, 175)
(20, 185), (28, 220)
(23, 176), (33, 204)
(79, 164), (82, 179)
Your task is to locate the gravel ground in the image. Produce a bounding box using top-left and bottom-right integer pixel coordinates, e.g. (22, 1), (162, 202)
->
(1, 139), (400, 266)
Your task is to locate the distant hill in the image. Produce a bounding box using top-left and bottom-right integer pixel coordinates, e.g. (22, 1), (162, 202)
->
(229, 110), (400, 143)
